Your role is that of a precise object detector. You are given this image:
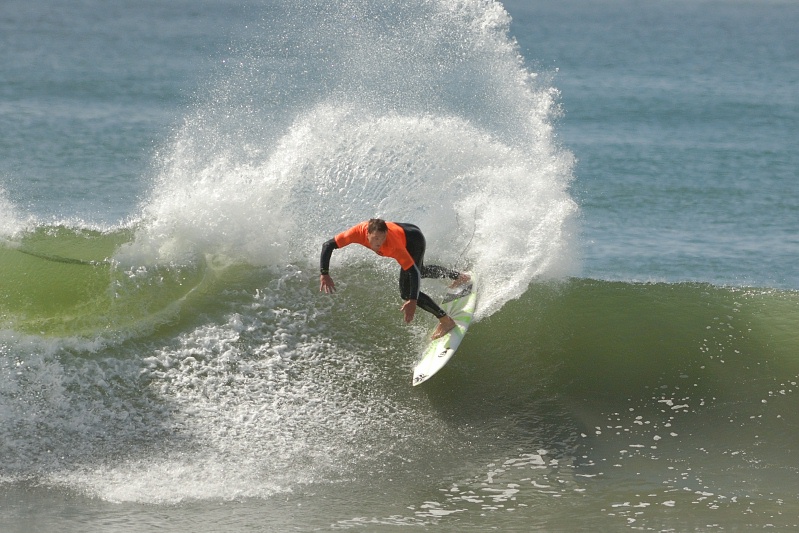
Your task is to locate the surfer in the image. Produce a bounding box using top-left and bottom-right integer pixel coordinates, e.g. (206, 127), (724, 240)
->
(319, 218), (470, 339)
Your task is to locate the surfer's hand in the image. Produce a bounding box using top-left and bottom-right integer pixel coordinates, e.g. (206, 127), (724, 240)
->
(401, 299), (417, 323)
(320, 274), (336, 293)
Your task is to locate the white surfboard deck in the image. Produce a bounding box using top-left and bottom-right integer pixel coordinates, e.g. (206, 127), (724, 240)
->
(412, 273), (477, 386)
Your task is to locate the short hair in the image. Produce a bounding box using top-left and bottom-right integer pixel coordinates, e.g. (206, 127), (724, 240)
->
(367, 218), (388, 234)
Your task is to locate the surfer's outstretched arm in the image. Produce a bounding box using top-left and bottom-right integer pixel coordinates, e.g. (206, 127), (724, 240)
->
(400, 299), (417, 323)
(320, 274), (335, 293)
(319, 238), (338, 293)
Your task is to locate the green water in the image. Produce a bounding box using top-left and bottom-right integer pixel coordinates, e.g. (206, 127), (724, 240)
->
(1, 226), (208, 337)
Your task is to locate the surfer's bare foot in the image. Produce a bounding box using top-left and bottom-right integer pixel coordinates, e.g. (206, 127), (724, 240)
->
(448, 272), (471, 289)
(432, 315), (457, 339)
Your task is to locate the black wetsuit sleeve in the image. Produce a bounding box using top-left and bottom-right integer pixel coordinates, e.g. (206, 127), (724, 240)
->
(320, 238), (338, 274)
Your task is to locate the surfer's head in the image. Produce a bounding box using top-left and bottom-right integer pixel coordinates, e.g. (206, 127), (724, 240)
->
(366, 218), (388, 251)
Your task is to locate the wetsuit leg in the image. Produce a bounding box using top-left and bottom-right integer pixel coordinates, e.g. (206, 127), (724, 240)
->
(399, 273), (448, 318)
(396, 223), (450, 319)
(397, 224), (460, 281)
(420, 264), (461, 280)
(399, 224), (461, 282)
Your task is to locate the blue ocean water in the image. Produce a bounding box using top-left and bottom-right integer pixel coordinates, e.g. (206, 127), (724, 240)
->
(511, 0), (799, 288)
(2, 0), (799, 531)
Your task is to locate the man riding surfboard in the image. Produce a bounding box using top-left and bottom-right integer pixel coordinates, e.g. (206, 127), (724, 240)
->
(319, 218), (469, 339)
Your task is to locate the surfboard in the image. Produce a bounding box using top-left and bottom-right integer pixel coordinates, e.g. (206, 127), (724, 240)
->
(412, 273), (477, 386)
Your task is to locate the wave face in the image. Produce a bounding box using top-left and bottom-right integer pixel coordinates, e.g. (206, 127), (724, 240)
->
(3, 270), (799, 528)
(0, 226), (209, 338)
(400, 279), (799, 530)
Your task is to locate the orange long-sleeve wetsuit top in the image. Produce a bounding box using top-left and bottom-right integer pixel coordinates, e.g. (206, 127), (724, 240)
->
(320, 221), (422, 299)
(334, 221), (415, 269)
